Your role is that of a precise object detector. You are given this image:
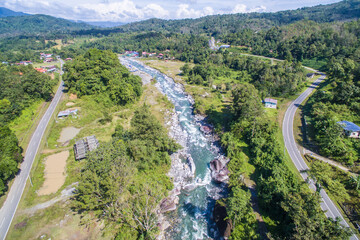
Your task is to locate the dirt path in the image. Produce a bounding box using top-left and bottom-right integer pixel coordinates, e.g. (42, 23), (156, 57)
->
(304, 149), (356, 174)
(38, 151), (69, 196)
(22, 184), (76, 215)
(244, 178), (269, 240)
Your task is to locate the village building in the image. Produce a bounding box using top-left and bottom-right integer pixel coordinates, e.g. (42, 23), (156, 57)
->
(16, 61), (32, 66)
(35, 68), (47, 73)
(57, 109), (78, 118)
(263, 98), (277, 109)
(74, 135), (100, 160)
(337, 121), (360, 138)
(124, 51), (139, 57)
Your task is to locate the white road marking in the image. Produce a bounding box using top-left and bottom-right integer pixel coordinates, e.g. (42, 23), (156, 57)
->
(0, 218), (5, 228)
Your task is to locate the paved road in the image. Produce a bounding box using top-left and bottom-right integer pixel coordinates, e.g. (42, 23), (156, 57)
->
(0, 61), (65, 240)
(282, 75), (359, 240)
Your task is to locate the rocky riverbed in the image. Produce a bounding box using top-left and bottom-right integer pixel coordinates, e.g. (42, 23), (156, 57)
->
(121, 57), (230, 240)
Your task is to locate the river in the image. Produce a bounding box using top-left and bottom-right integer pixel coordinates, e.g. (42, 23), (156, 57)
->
(120, 58), (228, 240)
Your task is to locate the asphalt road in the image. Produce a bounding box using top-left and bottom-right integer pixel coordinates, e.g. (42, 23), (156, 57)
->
(282, 75), (359, 240)
(0, 61), (65, 240)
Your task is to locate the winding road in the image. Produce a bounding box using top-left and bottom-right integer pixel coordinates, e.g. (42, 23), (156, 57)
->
(0, 60), (65, 240)
(282, 74), (359, 240)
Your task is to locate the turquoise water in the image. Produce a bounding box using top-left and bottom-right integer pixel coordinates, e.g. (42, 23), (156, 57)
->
(122, 58), (227, 240)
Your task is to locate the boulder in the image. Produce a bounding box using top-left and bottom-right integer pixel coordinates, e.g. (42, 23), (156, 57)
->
(213, 201), (232, 239)
(210, 159), (224, 172)
(187, 156), (196, 176)
(160, 195), (179, 213)
(210, 159), (229, 183)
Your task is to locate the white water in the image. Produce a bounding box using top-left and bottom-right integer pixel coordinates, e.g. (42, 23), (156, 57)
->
(121, 58), (227, 240)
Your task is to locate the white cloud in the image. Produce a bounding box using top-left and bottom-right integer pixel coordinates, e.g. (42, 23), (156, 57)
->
(2, 0), (169, 22)
(1, 0), (273, 22)
(76, 0), (169, 21)
(176, 4), (214, 19)
(232, 3), (266, 14)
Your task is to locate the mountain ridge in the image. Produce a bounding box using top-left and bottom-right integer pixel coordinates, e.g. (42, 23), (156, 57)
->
(0, 7), (29, 18)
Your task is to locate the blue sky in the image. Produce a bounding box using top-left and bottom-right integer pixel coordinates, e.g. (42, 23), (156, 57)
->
(1, 0), (342, 22)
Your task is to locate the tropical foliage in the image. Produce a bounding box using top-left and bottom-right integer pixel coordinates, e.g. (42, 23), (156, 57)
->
(74, 106), (179, 239)
(63, 49), (142, 105)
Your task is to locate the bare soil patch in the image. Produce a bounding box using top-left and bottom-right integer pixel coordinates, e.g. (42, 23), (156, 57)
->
(66, 102), (75, 106)
(69, 94), (77, 100)
(57, 127), (80, 143)
(38, 151), (69, 195)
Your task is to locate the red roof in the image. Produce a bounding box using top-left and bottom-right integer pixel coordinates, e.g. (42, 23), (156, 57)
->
(35, 68), (47, 73)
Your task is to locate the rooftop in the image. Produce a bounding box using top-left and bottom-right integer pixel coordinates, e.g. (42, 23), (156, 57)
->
(337, 121), (360, 132)
(264, 98), (278, 104)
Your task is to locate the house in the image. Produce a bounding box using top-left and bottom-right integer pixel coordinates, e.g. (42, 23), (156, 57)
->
(263, 98), (277, 109)
(158, 53), (164, 58)
(57, 109), (78, 118)
(45, 57), (54, 62)
(74, 135), (100, 160)
(125, 51), (139, 57)
(65, 58), (72, 61)
(35, 68), (47, 73)
(337, 121), (360, 138)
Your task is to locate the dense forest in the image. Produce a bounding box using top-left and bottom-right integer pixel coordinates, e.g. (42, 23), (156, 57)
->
(181, 53), (306, 98)
(115, 0), (360, 35)
(63, 49), (142, 105)
(0, 14), (93, 38)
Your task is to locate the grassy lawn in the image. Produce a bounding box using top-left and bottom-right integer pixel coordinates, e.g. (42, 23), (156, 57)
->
(7, 70), (174, 239)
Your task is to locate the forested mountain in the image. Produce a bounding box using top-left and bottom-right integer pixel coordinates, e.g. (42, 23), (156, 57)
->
(0, 14), (93, 38)
(116, 0), (360, 35)
(0, 7), (28, 18)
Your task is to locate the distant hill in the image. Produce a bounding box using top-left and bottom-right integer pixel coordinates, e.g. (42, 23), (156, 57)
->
(0, 7), (28, 18)
(0, 14), (93, 37)
(116, 0), (360, 35)
(86, 21), (126, 28)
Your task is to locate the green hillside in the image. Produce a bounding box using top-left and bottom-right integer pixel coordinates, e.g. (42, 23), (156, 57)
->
(0, 14), (93, 37)
(116, 0), (360, 35)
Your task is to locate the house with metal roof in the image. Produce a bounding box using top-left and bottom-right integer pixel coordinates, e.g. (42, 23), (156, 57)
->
(263, 98), (278, 109)
(58, 109), (78, 118)
(337, 121), (360, 138)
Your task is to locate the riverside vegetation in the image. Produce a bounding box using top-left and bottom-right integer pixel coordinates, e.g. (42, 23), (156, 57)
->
(1, 0), (360, 239)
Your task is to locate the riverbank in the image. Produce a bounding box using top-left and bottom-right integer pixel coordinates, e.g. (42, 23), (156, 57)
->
(122, 58), (230, 239)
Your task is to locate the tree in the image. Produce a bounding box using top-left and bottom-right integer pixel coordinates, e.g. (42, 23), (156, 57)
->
(351, 175), (360, 191)
(63, 49), (142, 105)
(0, 124), (22, 195)
(232, 83), (263, 120)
